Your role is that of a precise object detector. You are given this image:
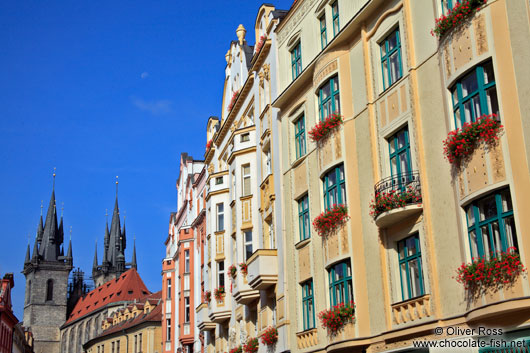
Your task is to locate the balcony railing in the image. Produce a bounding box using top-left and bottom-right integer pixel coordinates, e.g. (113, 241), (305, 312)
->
(372, 171), (422, 227)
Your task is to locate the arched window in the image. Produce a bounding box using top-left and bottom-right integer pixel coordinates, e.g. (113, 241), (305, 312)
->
(46, 279), (53, 301)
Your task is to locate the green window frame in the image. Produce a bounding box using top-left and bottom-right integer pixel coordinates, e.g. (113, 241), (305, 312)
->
(380, 28), (403, 91)
(291, 42), (302, 80)
(301, 279), (315, 330)
(332, 2), (340, 36)
(328, 261), (353, 306)
(388, 127), (412, 189)
(298, 194), (310, 241)
(398, 234), (425, 301)
(318, 75), (340, 121)
(295, 115), (306, 159)
(323, 164), (346, 211)
(465, 188), (517, 260)
(319, 14), (327, 49)
(451, 60), (499, 129)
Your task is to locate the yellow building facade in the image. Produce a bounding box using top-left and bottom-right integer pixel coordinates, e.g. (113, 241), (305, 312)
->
(274, 0), (530, 352)
(83, 293), (162, 353)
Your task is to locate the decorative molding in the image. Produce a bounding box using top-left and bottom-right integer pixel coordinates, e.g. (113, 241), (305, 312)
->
(278, 0), (319, 45)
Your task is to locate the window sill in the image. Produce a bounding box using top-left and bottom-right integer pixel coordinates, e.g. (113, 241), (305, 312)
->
(291, 154), (307, 169)
(295, 237), (311, 250)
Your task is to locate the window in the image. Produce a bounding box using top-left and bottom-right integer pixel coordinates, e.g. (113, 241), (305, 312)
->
(244, 230), (253, 261)
(241, 133), (250, 142)
(184, 296), (190, 323)
(291, 42), (302, 80)
(388, 127), (412, 189)
(318, 76), (340, 121)
(215, 176), (223, 185)
(218, 261), (225, 288)
(116, 340), (120, 352)
(166, 319), (171, 341)
(46, 279), (53, 301)
(441, 0), (460, 14)
(319, 14), (327, 49)
(451, 60), (498, 129)
(328, 261), (353, 306)
(398, 234), (425, 301)
(323, 164), (346, 210)
(294, 115), (306, 159)
(466, 189), (517, 259)
(184, 250), (190, 273)
(380, 28), (403, 90)
(298, 195), (310, 241)
(265, 150), (272, 176)
(111, 342), (115, 353)
(167, 278), (172, 299)
(134, 335), (137, 353)
(332, 1), (340, 36)
(301, 279), (315, 330)
(139, 333), (142, 351)
(216, 203), (224, 231)
(242, 165), (251, 196)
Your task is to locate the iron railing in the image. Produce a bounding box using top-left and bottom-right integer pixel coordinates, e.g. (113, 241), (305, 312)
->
(374, 171), (421, 195)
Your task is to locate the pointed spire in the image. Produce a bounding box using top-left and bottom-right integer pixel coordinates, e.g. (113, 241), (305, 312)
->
(131, 237), (137, 270)
(40, 169), (61, 261)
(25, 243), (31, 264)
(67, 239), (72, 258)
(93, 240), (98, 270)
(32, 236), (39, 261)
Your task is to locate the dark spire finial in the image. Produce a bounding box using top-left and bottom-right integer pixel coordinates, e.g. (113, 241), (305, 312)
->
(131, 236), (137, 270)
(25, 243), (31, 264)
(93, 239), (98, 270)
(40, 200), (43, 216)
(53, 167), (56, 190)
(116, 175), (119, 197)
(61, 202), (64, 218)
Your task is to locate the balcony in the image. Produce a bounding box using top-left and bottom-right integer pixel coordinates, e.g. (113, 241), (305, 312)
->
(391, 294), (432, 325)
(233, 273), (259, 305)
(196, 303), (215, 331)
(372, 171), (423, 228)
(247, 249), (278, 290)
(208, 295), (231, 324)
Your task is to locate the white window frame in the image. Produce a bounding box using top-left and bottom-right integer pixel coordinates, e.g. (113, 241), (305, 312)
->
(217, 203), (224, 231)
(242, 164), (251, 196)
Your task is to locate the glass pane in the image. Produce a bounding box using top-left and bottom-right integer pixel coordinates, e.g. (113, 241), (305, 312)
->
(481, 225), (492, 260)
(504, 216), (518, 250)
(321, 83), (330, 100)
(333, 78), (339, 92)
(335, 264), (344, 280)
(383, 60), (388, 86)
(501, 190), (513, 212)
(308, 299), (314, 327)
(479, 196), (497, 221)
(334, 21), (339, 35)
(483, 61), (495, 84)
(303, 214), (310, 238)
(452, 87), (459, 105)
(486, 87), (499, 117)
(454, 108), (462, 129)
(399, 152), (410, 175)
(472, 95), (482, 119)
(466, 206), (475, 226)
(463, 100), (473, 124)
(398, 241), (405, 260)
(388, 32), (398, 51)
(334, 94), (340, 114)
(328, 171), (336, 187)
(409, 259), (422, 297)
(320, 16), (326, 29)
(339, 165), (345, 181)
(492, 221), (502, 255)
(406, 237), (417, 256)
(400, 262), (409, 300)
(397, 130), (407, 149)
(391, 156), (397, 177)
(340, 183), (346, 205)
(245, 231), (252, 242)
(381, 41), (387, 56)
(470, 230), (479, 258)
(389, 52), (400, 84)
(347, 280), (353, 302)
(461, 71), (478, 97)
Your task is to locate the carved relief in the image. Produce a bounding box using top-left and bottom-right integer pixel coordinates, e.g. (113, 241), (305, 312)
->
(466, 149), (488, 195)
(208, 164), (214, 174)
(387, 90), (400, 123)
(277, 0), (319, 45)
(314, 60), (338, 88)
(263, 64), (270, 81)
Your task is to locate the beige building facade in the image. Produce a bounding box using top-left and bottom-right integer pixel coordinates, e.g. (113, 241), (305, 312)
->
(274, 0), (530, 352)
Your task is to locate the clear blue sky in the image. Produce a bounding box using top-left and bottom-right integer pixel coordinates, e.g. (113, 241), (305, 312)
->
(0, 0), (293, 319)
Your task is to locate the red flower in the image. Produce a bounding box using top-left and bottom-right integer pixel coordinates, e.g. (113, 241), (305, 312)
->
(308, 113), (343, 143)
(312, 204), (349, 237)
(254, 35), (267, 54)
(243, 338), (259, 353)
(205, 290), (211, 303)
(318, 301), (355, 335)
(228, 90), (240, 112)
(214, 286), (225, 300)
(431, 0), (486, 39)
(369, 185), (422, 220)
(239, 262), (248, 276)
(260, 326), (278, 346)
(228, 264), (237, 279)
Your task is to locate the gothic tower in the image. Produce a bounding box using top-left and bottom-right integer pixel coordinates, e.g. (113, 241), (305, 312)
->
(92, 180), (137, 287)
(22, 180), (73, 353)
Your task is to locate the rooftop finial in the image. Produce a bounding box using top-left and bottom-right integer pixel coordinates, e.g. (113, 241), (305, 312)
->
(61, 202), (64, 217)
(53, 167), (56, 189)
(105, 208), (108, 221)
(116, 175), (119, 196)
(69, 226), (72, 241)
(40, 200), (43, 216)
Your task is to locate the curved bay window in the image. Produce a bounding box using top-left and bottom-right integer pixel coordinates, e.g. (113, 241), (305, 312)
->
(451, 60), (499, 129)
(318, 76), (340, 121)
(466, 188), (517, 259)
(323, 164), (346, 210)
(328, 261), (353, 306)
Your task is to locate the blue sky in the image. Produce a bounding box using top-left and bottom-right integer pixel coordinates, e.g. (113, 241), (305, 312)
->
(0, 0), (293, 318)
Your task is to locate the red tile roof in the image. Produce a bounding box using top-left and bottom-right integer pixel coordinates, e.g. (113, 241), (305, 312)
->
(65, 269), (150, 325)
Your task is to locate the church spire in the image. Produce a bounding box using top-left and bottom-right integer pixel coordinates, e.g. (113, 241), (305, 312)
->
(93, 240), (98, 270)
(40, 170), (60, 261)
(37, 201), (44, 245)
(32, 236), (39, 262)
(25, 243), (31, 264)
(131, 237), (137, 270)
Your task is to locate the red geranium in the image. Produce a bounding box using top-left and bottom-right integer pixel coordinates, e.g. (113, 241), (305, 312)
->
(369, 185), (422, 220)
(443, 114), (503, 165)
(228, 264), (237, 279)
(214, 286), (225, 301)
(308, 113), (343, 143)
(228, 90), (240, 112)
(260, 326), (278, 346)
(318, 301), (355, 335)
(229, 346), (242, 353)
(239, 262), (248, 276)
(431, 0), (487, 39)
(243, 337), (258, 353)
(312, 204), (349, 237)
(254, 35), (267, 53)
(205, 290), (211, 303)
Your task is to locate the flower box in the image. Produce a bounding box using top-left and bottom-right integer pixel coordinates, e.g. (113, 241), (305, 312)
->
(228, 264), (237, 279)
(205, 290), (211, 303)
(443, 114), (503, 165)
(431, 0), (487, 39)
(214, 286), (225, 301)
(308, 113), (343, 143)
(230, 346), (242, 353)
(260, 326), (278, 346)
(243, 337), (258, 353)
(206, 139), (213, 152)
(318, 301), (355, 335)
(254, 35), (267, 54)
(312, 204), (349, 237)
(239, 262), (248, 276)
(228, 90), (240, 112)
(369, 185), (422, 220)
(456, 248), (526, 292)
